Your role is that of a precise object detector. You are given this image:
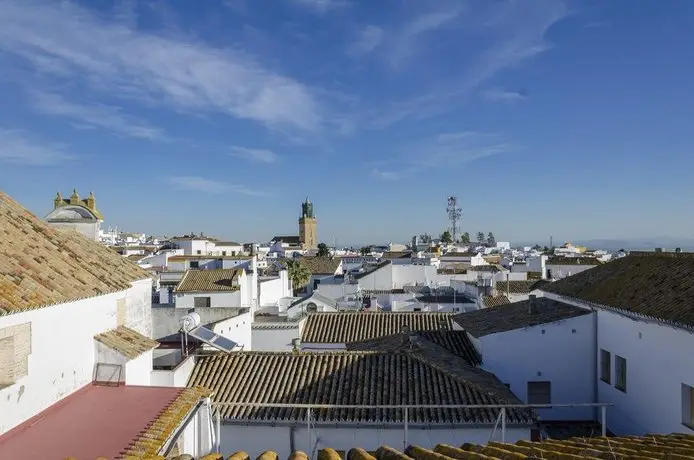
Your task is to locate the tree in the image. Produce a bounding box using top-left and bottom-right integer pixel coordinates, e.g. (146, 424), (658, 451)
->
(317, 243), (330, 257)
(282, 259), (312, 293)
(460, 232), (470, 244)
(487, 232), (496, 246)
(476, 232), (485, 243)
(440, 231), (453, 244)
(359, 246), (370, 256)
(420, 233), (432, 243)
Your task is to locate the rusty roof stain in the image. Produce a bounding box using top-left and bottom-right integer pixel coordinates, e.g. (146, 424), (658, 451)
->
(541, 251), (694, 327)
(454, 297), (591, 337)
(186, 350), (532, 425)
(0, 192), (150, 316)
(94, 326), (160, 360)
(301, 311), (454, 343)
(175, 269), (242, 293)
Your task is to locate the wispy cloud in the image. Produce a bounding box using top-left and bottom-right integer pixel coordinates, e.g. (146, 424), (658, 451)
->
(481, 88), (527, 103)
(347, 25), (384, 58)
(371, 131), (515, 180)
(290, 0), (350, 14)
(388, 6), (463, 68)
(30, 91), (167, 141)
(167, 176), (266, 196)
(230, 146), (279, 164)
(0, 129), (75, 166)
(0, 0), (323, 133)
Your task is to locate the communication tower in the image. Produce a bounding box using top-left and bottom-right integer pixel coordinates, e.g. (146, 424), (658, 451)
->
(447, 196), (462, 242)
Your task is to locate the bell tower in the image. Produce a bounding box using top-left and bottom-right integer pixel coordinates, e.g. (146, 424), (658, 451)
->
(298, 197), (317, 250)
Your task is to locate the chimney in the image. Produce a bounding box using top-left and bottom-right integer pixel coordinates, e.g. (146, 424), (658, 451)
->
(528, 294), (538, 314)
(655, 247), (663, 253)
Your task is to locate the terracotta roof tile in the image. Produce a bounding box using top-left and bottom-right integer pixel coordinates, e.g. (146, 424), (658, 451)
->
(0, 192), (150, 316)
(186, 351), (532, 424)
(454, 297), (591, 337)
(541, 251), (694, 327)
(298, 256), (342, 274)
(301, 312), (453, 343)
(498, 280), (550, 294)
(481, 295), (511, 308)
(346, 330), (482, 367)
(175, 269), (242, 293)
(381, 251), (412, 259)
(145, 432), (694, 460)
(94, 326), (160, 360)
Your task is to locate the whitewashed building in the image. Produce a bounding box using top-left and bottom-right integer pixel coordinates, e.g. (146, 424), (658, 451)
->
(545, 256), (602, 280)
(44, 189), (103, 241)
(0, 192), (214, 459)
(174, 268), (248, 309)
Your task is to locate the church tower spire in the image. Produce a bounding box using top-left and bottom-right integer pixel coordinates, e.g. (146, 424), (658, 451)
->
(298, 197), (317, 250)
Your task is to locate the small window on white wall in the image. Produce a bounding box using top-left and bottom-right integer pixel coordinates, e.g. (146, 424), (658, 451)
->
(600, 349), (611, 384)
(527, 381), (551, 405)
(615, 355), (627, 392)
(682, 384), (694, 429)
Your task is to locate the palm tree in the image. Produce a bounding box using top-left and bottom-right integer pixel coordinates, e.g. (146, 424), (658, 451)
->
(283, 259), (312, 293)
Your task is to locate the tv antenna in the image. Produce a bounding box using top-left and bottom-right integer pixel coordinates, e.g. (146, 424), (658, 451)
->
(447, 196), (462, 242)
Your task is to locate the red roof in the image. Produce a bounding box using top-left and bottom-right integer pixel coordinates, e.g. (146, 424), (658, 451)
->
(0, 384), (185, 459)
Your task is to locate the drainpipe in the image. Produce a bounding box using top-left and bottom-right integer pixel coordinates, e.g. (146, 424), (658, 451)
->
(593, 308), (600, 423)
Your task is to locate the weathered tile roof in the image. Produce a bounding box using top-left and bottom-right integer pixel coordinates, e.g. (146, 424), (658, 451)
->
(133, 432), (694, 460)
(437, 263), (470, 274)
(187, 350), (532, 425)
(346, 330), (482, 366)
(468, 264), (505, 273)
(481, 295), (510, 308)
(121, 386), (213, 458)
(541, 251), (694, 328)
(498, 280), (550, 294)
(94, 326), (160, 360)
(0, 192), (150, 316)
(441, 252), (477, 257)
(381, 251), (412, 259)
(453, 297), (591, 337)
(547, 256), (602, 265)
(298, 256), (342, 274)
(301, 312), (453, 343)
(272, 235), (300, 244)
(458, 433), (694, 459)
(176, 269), (242, 293)
(168, 255), (251, 261)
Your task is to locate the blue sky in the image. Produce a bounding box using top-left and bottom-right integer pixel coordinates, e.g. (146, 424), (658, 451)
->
(1, 0), (694, 246)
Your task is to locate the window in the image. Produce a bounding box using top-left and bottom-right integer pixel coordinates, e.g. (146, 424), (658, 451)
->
(194, 297), (211, 308)
(413, 307), (422, 312)
(0, 323), (32, 387)
(615, 355), (627, 392)
(527, 381), (552, 405)
(189, 261), (199, 268)
(682, 384), (694, 429)
(222, 251), (227, 256)
(196, 250), (202, 255)
(600, 349), (611, 383)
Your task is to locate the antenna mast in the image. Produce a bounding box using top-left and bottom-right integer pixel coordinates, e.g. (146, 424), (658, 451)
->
(446, 196), (462, 242)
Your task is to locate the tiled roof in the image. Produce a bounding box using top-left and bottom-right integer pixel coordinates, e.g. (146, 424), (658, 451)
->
(272, 235), (300, 244)
(381, 251), (412, 259)
(541, 251), (694, 328)
(124, 432), (694, 460)
(468, 264), (505, 273)
(94, 326), (160, 360)
(481, 295), (510, 308)
(498, 280), (550, 294)
(458, 433), (694, 459)
(361, 289), (406, 294)
(441, 252), (477, 257)
(547, 256), (602, 265)
(168, 255), (250, 261)
(437, 263), (470, 274)
(215, 241), (242, 246)
(0, 192), (150, 316)
(298, 256), (341, 274)
(453, 297), (591, 337)
(122, 386), (213, 458)
(186, 350), (532, 424)
(301, 312), (453, 343)
(176, 269), (242, 293)
(353, 260), (390, 280)
(346, 330), (482, 366)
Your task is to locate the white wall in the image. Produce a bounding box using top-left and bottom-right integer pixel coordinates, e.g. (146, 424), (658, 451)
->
(212, 312), (253, 351)
(219, 424), (530, 459)
(594, 307), (694, 436)
(0, 279), (152, 434)
(259, 274), (292, 307)
(546, 264), (595, 280)
(47, 220), (100, 241)
(178, 400), (215, 458)
(94, 343), (152, 386)
(252, 325), (302, 351)
(175, 291), (242, 309)
(478, 313), (596, 421)
(151, 356), (196, 387)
